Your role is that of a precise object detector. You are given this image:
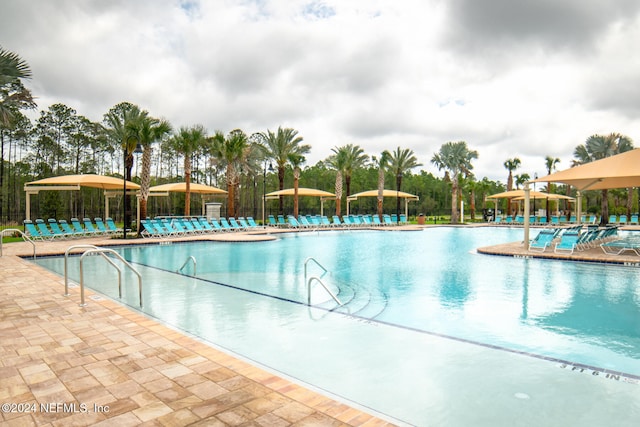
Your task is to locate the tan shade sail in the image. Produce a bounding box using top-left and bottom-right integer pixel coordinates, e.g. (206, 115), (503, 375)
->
(265, 187), (335, 198)
(149, 182), (227, 195)
(487, 189), (574, 201)
(26, 174), (140, 190)
(347, 189), (419, 201)
(530, 148), (640, 191)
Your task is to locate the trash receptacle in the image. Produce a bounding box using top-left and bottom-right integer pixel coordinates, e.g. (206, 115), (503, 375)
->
(417, 213), (425, 225)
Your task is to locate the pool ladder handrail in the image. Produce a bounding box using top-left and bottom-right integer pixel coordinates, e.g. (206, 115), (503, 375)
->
(307, 276), (343, 306)
(1, 228), (36, 259)
(303, 257), (342, 306)
(64, 245), (142, 308)
(177, 255), (196, 275)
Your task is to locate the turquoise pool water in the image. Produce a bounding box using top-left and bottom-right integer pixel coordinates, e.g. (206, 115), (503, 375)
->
(34, 228), (640, 426)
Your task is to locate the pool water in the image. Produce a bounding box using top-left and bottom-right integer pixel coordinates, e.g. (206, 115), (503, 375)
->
(35, 228), (640, 426)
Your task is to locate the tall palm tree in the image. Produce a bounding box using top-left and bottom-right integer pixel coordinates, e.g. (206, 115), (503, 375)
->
(127, 111), (172, 223)
(339, 144), (369, 198)
(288, 153), (305, 217)
(388, 147), (423, 221)
(259, 127), (310, 215)
(431, 141), (477, 224)
(543, 155), (560, 222)
(0, 47), (35, 127)
(375, 150), (391, 220)
(210, 129), (249, 218)
(325, 149), (348, 216)
(503, 158), (521, 216)
(169, 125), (207, 216)
(573, 133), (633, 224)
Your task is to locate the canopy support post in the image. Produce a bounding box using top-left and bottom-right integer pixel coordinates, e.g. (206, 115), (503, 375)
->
(523, 183), (530, 247)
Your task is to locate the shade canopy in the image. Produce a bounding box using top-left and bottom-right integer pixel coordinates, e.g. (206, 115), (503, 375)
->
(347, 189), (419, 201)
(530, 148), (640, 191)
(487, 189), (574, 201)
(24, 174), (141, 221)
(149, 182), (227, 195)
(265, 187), (335, 198)
(26, 174), (140, 190)
(346, 189), (419, 216)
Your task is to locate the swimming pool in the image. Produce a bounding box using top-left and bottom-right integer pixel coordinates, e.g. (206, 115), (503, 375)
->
(35, 228), (640, 426)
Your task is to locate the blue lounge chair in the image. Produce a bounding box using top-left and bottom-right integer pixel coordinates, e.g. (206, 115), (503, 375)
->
(94, 218), (113, 235)
(399, 214), (407, 224)
(105, 217), (121, 234)
(372, 215), (383, 226)
(246, 217), (261, 228)
(140, 219), (162, 238)
(210, 219), (227, 232)
(287, 215), (301, 228)
(554, 231), (580, 254)
(608, 215), (618, 224)
(35, 219), (56, 240)
(59, 220), (83, 238)
(619, 215), (628, 225)
(82, 218), (100, 235)
(23, 220), (47, 240)
(229, 217), (245, 230)
(601, 236), (640, 255)
(321, 216), (332, 227)
(383, 214), (394, 226)
(630, 214), (639, 225)
(197, 217), (215, 232)
(219, 217), (236, 231)
(187, 218), (206, 233)
(298, 215), (312, 228)
(48, 219), (70, 239)
(277, 215), (287, 227)
(529, 230), (556, 252)
(268, 215), (278, 227)
(332, 215), (344, 227)
(237, 217), (251, 229)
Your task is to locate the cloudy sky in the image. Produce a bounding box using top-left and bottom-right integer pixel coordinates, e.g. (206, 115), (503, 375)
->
(2, 0), (640, 182)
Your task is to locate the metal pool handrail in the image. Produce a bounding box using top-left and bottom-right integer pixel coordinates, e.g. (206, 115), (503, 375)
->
(307, 276), (343, 306)
(1, 229), (36, 259)
(79, 248), (142, 308)
(304, 256), (327, 283)
(177, 255), (197, 275)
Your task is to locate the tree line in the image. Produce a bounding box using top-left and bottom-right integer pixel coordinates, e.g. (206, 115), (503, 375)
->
(1, 47), (636, 226)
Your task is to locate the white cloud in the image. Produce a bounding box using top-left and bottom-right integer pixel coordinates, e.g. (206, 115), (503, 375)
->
(2, 0), (640, 183)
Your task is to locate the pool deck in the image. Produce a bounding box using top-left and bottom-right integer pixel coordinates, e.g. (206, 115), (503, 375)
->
(0, 231), (398, 426)
(475, 224), (640, 266)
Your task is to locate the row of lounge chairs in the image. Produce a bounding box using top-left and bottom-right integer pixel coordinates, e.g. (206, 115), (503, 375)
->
(24, 218), (121, 240)
(270, 214), (408, 228)
(528, 226), (619, 254)
(140, 216), (262, 238)
(498, 214), (640, 226)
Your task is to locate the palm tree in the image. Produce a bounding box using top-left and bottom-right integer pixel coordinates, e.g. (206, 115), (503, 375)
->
(431, 141), (478, 224)
(388, 147), (423, 221)
(503, 158), (521, 216)
(543, 155), (560, 222)
(375, 150), (391, 220)
(127, 111), (172, 223)
(210, 129), (249, 218)
(259, 127), (310, 215)
(169, 125), (207, 216)
(340, 144), (369, 198)
(325, 149), (348, 216)
(573, 133), (633, 224)
(0, 47), (35, 127)
(288, 153), (305, 217)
